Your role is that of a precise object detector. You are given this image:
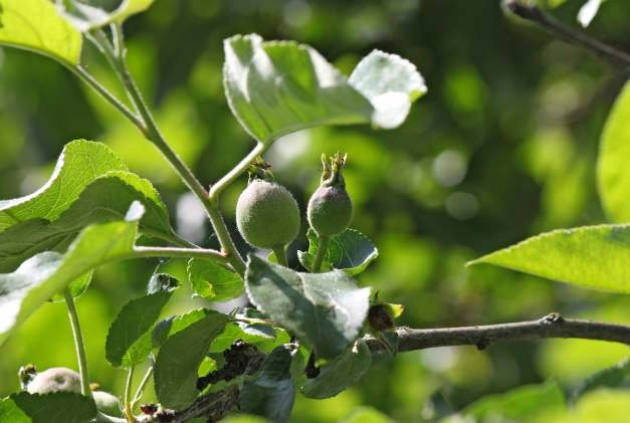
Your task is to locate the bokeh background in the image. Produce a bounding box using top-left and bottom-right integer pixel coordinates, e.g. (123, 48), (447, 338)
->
(2, 0), (630, 421)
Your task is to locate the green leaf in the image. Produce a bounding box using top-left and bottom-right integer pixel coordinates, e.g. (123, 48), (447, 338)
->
(598, 80), (630, 223)
(299, 228), (378, 275)
(0, 140), (126, 232)
(0, 171), (175, 273)
(56, 0), (155, 32)
(349, 50), (427, 129)
(301, 340), (372, 399)
(0, 397), (29, 423)
(0, 203), (144, 347)
(12, 391), (97, 423)
(461, 380), (565, 421)
(152, 308), (215, 349)
(468, 224), (630, 293)
(573, 359), (630, 401)
(0, 0), (82, 65)
(188, 258), (245, 302)
(245, 255), (370, 358)
(223, 34), (373, 144)
(154, 312), (228, 409)
(106, 290), (176, 367)
(240, 345), (295, 423)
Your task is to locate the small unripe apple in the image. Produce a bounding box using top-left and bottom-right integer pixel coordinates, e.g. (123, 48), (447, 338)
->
(307, 153), (353, 237)
(236, 179), (301, 249)
(93, 391), (123, 417)
(26, 367), (81, 394)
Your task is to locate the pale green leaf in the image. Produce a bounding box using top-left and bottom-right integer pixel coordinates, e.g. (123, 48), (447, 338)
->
(0, 171), (175, 273)
(349, 50), (426, 129)
(301, 340), (371, 399)
(240, 345), (295, 423)
(0, 140), (126, 232)
(188, 258), (244, 302)
(12, 391), (97, 423)
(0, 0), (82, 65)
(469, 224), (630, 293)
(223, 34), (373, 144)
(598, 80), (630, 223)
(245, 255), (370, 358)
(154, 312), (228, 409)
(106, 290), (176, 367)
(0, 203), (143, 347)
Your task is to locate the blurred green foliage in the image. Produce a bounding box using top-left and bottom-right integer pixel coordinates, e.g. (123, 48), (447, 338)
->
(1, 0), (630, 421)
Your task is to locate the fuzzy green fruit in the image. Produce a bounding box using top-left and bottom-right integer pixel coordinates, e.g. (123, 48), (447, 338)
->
(93, 391), (123, 417)
(307, 153), (353, 237)
(236, 179), (300, 249)
(26, 367), (81, 394)
(307, 186), (353, 236)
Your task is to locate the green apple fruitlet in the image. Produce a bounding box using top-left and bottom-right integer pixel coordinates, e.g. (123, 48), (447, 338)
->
(93, 390), (123, 417)
(26, 367), (81, 394)
(307, 153), (353, 237)
(236, 179), (301, 249)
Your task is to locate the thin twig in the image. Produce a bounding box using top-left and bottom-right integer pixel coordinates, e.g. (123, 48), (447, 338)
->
(63, 289), (91, 397)
(366, 313), (630, 353)
(123, 366), (135, 423)
(504, 0), (630, 67)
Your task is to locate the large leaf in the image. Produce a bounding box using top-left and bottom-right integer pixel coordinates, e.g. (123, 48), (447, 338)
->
(0, 0), (83, 65)
(106, 290), (176, 367)
(301, 340), (372, 399)
(0, 140), (126, 232)
(223, 34), (373, 144)
(240, 345), (295, 423)
(348, 50), (427, 129)
(299, 228), (378, 275)
(0, 203), (144, 347)
(11, 392), (97, 423)
(468, 224), (630, 294)
(188, 258), (245, 302)
(56, 0), (155, 32)
(245, 255), (370, 358)
(223, 34), (425, 144)
(154, 312), (228, 409)
(0, 171), (175, 273)
(598, 80), (630, 223)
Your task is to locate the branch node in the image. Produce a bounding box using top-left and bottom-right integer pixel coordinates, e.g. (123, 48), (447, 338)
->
(541, 312), (564, 325)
